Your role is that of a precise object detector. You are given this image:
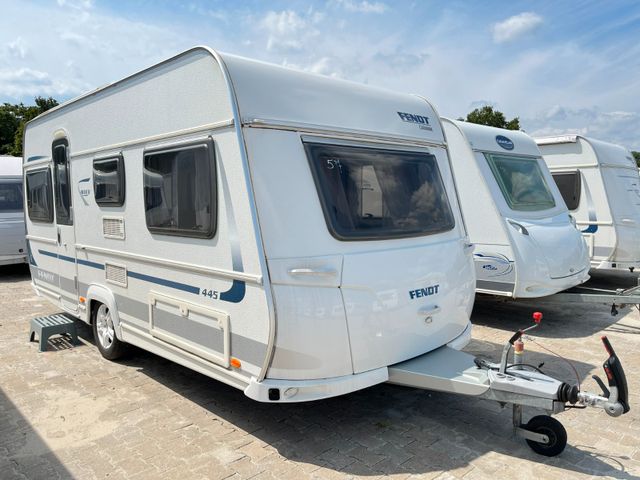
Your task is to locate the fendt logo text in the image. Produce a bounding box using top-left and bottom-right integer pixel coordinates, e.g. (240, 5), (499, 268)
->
(397, 111), (433, 131)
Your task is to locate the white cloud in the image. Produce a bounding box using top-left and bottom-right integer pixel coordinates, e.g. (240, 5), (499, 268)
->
(56, 0), (93, 10)
(526, 106), (640, 151)
(5, 37), (28, 59)
(492, 12), (543, 43)
(260, 10), (322, 53)
(336, 0), (388, 14)
(0, 67), (81, 98)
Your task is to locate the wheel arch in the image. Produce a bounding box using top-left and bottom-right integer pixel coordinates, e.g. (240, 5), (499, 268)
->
(86, 284), (123, 339)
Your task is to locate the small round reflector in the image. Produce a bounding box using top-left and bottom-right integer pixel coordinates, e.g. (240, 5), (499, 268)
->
(532, 312), (543, 323)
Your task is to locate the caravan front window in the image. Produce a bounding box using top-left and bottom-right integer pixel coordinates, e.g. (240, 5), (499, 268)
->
(485, 154), (556, 212)
(0, 179), (23, 212)
(305, 142), (455, 240)
(143, 140), (216, 238)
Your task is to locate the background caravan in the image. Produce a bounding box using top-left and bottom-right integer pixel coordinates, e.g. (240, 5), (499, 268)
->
(536, 135), (640, 272)
(24, 46), (476, 400)
(442, 119), (590, 298)
(23, 48), (629, 456)
(0, 155), (27, 266)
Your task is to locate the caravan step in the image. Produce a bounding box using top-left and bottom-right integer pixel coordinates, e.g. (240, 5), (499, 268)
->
(29, 314), (78, 352)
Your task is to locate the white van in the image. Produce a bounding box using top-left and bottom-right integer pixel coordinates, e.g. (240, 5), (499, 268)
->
(536, 135), (640, 272)
(23, 46), (475, 401)
(0, 155), (27, 265)
(443, 120), (590, 297)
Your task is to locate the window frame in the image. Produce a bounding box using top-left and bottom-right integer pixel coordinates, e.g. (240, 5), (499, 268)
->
(303, 140), (456, 241)
(484, 152), (557, 212)
(93, 153), (126, 206)
(551, 171), (581, 211)
(25, 167), (54, 223)
(142, 138), (217, 239)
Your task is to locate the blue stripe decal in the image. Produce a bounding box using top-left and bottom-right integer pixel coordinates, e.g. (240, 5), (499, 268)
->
(27, 155), (47, 162)
(58, 253), (76, 263)
(219, 280), (246, 303)
(127, 271), (200, 294)
(36, 248), (247, 301)
(581, 224), (598, 234)
(77, 258), (105, 270)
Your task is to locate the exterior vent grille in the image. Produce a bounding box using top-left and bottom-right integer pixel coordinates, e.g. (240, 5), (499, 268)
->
(105, 263), (127, 287)
(103, 217), (125, 239)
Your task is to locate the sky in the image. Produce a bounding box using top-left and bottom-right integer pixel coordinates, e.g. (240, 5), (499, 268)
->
(1, 0), (639, 150)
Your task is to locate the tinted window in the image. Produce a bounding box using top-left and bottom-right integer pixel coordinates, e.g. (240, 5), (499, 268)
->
(143, 140), (216, 238)
(53, 139), (72, 225)
(94, 155), (125, 206)
(26, 168), (53, 222)
(485, 154), (556, 211)
(0, 179), (23, 212)
(305, 142), (455, 240)
(551, 172), (581, 211)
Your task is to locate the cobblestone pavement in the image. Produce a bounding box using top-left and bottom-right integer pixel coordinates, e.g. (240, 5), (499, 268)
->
(1, 263), (639, 480)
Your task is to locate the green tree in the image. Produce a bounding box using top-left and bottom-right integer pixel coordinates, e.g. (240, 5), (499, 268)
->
(632, 151), (640, 168)
(465, 105), (520, 130)
(0, 96), (59, 157)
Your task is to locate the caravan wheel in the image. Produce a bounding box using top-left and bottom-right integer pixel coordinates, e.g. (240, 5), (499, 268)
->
(92, 303), (128, 360)
(524, 415), (567, 457)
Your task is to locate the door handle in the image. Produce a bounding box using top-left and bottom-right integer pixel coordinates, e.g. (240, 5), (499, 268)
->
(57, 228), (61, 246)
(288, 267), (337, 276)
(418, 305), (441, 316)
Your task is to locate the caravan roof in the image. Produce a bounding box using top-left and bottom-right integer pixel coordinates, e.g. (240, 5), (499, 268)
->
(448, 121), (541, 157)
(26, 47), (445, 160)
(535, 135), (635, 168)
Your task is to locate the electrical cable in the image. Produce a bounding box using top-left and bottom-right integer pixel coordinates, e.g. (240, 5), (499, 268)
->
(528, 338), (581, 391)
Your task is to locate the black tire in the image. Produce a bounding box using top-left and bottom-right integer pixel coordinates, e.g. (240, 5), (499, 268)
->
(92, 302), (129, 360)
(525, 415), (567, 457)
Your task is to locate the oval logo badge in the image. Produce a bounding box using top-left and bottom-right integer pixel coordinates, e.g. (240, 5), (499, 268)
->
(496, 135), (514, 150)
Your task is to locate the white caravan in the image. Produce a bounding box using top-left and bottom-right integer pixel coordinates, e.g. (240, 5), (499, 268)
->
(0, 155), (27, 265)
(24, 46), (476, 397)
(442, 120), (590, 298)
(23, 47), (628, 456)
(536, 135), (640, 272)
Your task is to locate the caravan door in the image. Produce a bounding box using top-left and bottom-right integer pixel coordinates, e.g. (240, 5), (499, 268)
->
(52, 138), (78, 312)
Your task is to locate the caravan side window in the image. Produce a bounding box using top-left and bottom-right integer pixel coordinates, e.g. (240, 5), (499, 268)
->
(94, 155), (125, 206)
(143, 139), (216, 238)
(551, 171), (581, 211)
(26, 168), (54, 223)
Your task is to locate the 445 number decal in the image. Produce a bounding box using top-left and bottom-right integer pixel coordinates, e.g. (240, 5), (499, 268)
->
(201, 288), (219, 300)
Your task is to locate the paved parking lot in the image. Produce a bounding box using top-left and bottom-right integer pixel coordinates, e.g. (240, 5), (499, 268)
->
(1, 263), (639, 480)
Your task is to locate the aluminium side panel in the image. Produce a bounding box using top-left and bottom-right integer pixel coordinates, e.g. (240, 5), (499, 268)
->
(24, 48), (272, 384)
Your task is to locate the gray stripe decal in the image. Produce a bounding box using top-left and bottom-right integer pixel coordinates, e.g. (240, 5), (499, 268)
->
(82, 290), (266, 366)
(30, 265), (59, 288)
(476, 280), (515, 293)
(217, 155), (246, 303)
(60, 276), (76, 295)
